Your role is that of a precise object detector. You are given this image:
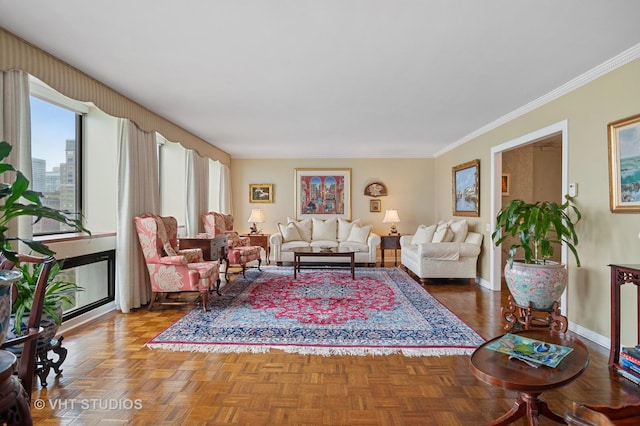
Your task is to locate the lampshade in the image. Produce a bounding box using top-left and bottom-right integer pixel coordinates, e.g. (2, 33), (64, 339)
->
(247, 209), (265, 223)
(382, 209), (400, 224)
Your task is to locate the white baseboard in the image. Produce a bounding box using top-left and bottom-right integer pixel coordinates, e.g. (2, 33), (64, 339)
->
(60, 302), (117, 335)
(569, 321), (610, 350)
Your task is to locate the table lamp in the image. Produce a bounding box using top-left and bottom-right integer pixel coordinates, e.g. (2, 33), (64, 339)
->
(247, 208), (265, 234)
(382, 209), (400, 235)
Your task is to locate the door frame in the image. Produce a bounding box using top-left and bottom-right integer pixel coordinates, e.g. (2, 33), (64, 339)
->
(489, 120), (569, 311)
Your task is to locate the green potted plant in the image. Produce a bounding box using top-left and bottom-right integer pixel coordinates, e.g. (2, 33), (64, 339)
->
(491, 195), (581, 310)
(0, 140), (90, 341)
(8, 260), (84, 350)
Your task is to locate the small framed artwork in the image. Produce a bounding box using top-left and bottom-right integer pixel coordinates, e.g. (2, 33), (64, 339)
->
(294, 168), (351, 220)
(452, 159), (480, 217)
(370, 199), (381, 212)
(249, 183), (273, 203)
(608, 113), (640, 212)
(501, 173), (511, 196)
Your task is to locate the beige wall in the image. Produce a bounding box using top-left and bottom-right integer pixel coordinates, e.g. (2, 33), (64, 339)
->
(231, 158), (435, 237)
(432, 58), (640, 344)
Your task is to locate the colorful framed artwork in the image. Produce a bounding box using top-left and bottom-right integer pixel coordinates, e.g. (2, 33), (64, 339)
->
(370, 199), (381, 212)
(294, 168), (351, 220)
(501, 173), (511, 196)
(608, 113), (640, 212)
(249, 183), (273, 203)
(452, 159), (480, 217)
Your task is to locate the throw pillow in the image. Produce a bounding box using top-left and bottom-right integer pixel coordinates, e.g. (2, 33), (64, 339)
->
(448, 219), (468, 242)
(312, 217), (337, 241)
(337, 218), (360, 242)
(432, 223), (454, 243)
(278, 222), (302, 242)
(347, 224), (372, 244)
(411, 224), (436, 245)
(287, 217), (312, 241)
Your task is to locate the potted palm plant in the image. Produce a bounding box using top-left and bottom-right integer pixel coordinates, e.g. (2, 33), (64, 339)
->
(0, 140), (90, 342)
(491, 195), (581, 310)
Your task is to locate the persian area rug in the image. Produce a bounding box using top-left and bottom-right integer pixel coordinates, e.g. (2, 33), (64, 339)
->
(146, 267), (485, 356)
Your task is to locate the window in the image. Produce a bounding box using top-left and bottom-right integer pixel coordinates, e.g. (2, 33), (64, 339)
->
(29, 88), (86, 235)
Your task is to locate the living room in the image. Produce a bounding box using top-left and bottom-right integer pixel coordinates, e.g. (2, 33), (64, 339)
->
(2, 2), (640, 423)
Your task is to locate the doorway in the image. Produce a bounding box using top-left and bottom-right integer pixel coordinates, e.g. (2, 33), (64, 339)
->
(489, 120), (569, 316)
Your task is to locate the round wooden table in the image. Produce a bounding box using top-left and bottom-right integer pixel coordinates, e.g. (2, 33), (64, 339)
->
(470, 329), (589, 425)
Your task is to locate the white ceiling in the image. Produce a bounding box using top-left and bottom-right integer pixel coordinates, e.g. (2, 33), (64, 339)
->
(1, 1), (639, 159)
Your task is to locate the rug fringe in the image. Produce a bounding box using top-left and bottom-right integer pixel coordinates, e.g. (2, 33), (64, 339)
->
(146, 342), (476, 357)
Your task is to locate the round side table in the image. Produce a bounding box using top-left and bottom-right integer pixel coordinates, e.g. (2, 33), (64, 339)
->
(470, 329), (589, 425)
(0, 349), (32, 425)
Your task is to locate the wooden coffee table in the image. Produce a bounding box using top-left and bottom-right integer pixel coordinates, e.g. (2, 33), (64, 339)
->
(470, 329), (589, 425)
(293, 247), (356, 279)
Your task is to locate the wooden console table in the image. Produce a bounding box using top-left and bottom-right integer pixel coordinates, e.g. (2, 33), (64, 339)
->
(608, 264), (640, 375)
(179, 235), (228, 262)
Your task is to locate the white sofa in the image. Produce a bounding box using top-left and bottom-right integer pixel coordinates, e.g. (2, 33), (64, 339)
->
(270, 217), (381, 266)
(400, 219), (483, 284)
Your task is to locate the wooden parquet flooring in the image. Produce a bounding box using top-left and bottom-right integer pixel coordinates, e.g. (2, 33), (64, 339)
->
(30, 268), (640, 425)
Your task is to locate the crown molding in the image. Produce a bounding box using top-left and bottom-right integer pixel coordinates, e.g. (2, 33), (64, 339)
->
(437, 42), (640, 157)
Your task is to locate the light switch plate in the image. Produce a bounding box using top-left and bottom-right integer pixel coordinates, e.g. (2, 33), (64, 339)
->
(569, 183), (578, 197)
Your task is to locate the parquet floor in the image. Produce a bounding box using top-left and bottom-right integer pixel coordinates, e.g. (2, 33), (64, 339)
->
(31, 266), (640, 425)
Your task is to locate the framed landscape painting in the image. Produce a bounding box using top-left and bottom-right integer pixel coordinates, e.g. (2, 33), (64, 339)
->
(608, 113), (640, 212)
(452, 159), (480, 217)
(294, 168), (351, 220)
(249, 183), (273, 203)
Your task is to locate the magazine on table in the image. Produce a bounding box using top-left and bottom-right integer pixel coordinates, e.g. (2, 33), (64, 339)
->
(486, 333), (573, 368)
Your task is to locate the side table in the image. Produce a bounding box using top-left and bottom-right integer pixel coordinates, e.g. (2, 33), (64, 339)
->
(241, 233), (270, 264)
(470, 329), (589, 425)
(380, 235), (401, 267)
(608, 264), (640, 373)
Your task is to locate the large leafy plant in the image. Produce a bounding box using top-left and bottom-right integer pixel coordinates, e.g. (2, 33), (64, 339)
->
(0, 140), (90, 263)
(492, 196), (581, 268)
(12, 260), (83, 334)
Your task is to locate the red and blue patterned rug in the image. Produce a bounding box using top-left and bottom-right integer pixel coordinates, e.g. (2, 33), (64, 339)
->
(146, 267), (485, 356)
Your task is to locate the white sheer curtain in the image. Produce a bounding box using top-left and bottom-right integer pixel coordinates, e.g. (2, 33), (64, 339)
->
(185, 149), (209, 236)
(218, 162), (232, 214)
(0, 69), (33, 251)
(115, 118), (160, 313)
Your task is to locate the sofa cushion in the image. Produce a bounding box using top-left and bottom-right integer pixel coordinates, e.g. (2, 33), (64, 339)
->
(278, 222), (302, 242)
(339, 241), (369, 252)
(312, 217), (337, 241)
(347, 224), (372, 244)
(309, 240), (339, 248)
(287, 217), (312, 242)
(337, 218), (360, 242)
(447, 219), (468, 242)
(281, 241), (312, 251)
(432, 223), (454, 243)
(411, 224), (436, 245)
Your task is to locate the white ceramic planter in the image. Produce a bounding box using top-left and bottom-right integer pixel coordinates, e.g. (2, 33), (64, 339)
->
(504, 261), (568, 310)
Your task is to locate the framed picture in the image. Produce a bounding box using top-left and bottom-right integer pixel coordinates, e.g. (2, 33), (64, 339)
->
(370, 199), (381, 212)
(452, 159), (480, 217)
(249, 183), (273, 203)
(608, 113), (640, 212)
(364, 181), (387, 197)
(294, 168), (351, 220)
(501, 173), (511, 196)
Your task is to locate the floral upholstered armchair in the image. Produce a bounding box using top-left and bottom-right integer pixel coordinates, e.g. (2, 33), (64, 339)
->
(134, 214), (221, 310)
(201, 211), (262, 280)
(202, 211), (250, 249)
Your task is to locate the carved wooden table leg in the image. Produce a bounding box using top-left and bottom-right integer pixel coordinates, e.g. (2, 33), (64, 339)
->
(35, 336), (67, 387)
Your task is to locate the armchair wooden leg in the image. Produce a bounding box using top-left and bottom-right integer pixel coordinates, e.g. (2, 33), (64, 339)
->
(148, 292), (157, 310)
(200, 289), (208, 311)
(215, 278), (221, 296)
(257, 259), (262, 271)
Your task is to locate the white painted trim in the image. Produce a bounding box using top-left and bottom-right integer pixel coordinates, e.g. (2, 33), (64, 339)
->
(59, 302), (117, 335)
(570, 321), (610, 351)
(437, 42), (640, 157)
